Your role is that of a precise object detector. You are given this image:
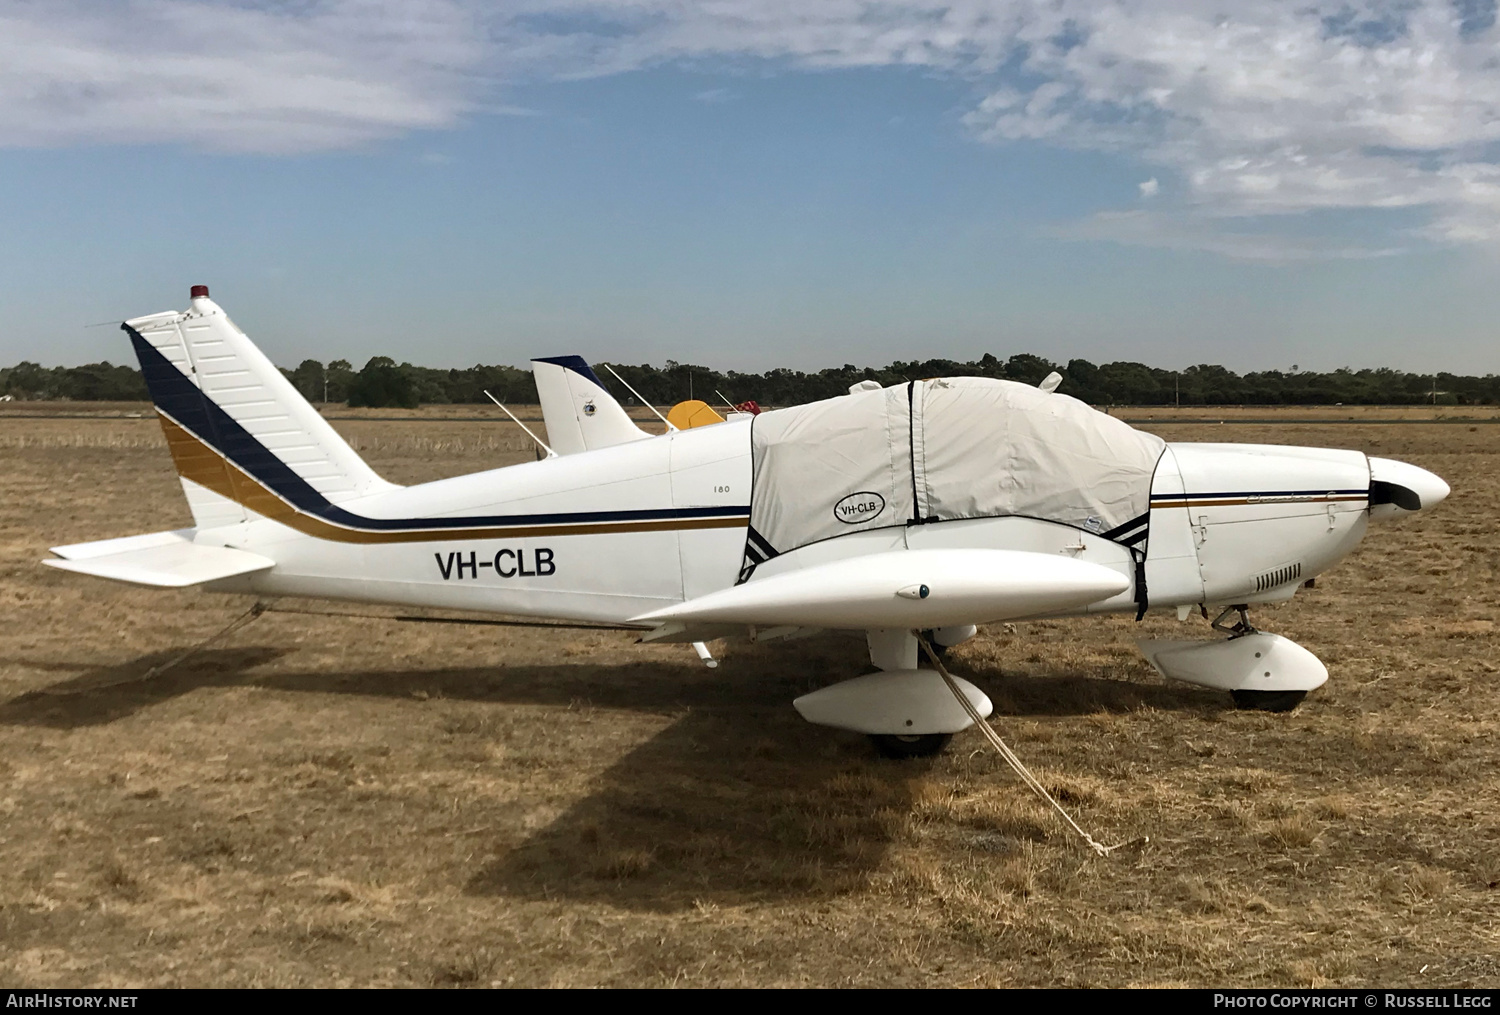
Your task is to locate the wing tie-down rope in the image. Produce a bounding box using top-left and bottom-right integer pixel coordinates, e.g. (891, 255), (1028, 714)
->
(917, 634), (1140, 858)
(34, 599), (273, 697)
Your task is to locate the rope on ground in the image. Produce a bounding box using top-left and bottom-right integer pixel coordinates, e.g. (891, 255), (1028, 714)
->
(37, 599), (273, 697)
(918, 634), (1138, 858)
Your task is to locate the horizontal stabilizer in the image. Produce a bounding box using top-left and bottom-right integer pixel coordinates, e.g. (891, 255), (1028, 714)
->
(49, 529), (197, 561)
(631, 549), (1129, 630)
(44, 534), (273, 588)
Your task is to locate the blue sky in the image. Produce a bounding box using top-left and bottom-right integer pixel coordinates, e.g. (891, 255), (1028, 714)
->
(3, 2), (1499, 373)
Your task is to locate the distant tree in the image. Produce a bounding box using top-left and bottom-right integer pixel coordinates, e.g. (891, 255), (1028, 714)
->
(1093, 361), (1166, 404)
(6, 349), (1500, 407)
(286, 359), (326, 403)
(347, 357), (418, 409)
(326, 359), (355, 403)
(2, 361), (50, 399)
(1062, 358), (1099, 397)
(444, 363), (537, 404)
(1003, 353), (1057, 385)
(404, 365), (452, 405)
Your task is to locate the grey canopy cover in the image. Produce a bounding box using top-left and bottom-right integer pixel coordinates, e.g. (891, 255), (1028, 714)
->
(741, 377), (1165, 578)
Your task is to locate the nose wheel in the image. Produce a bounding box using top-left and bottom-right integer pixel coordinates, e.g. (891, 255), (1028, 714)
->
(870, 733), (952, 758)
(1230, 689), (1308, 712)
(1140, 605), (1325, 711)
(1211, 605), (1310, 712)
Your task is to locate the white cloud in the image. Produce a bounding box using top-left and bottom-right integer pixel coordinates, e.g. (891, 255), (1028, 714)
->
(7, 2), (1500, 254)
(1046, 209), (1407, 262)
(1138, 177), (1159, 199)
(0, 1), (489, 153)
(949, 1), (1500, 250)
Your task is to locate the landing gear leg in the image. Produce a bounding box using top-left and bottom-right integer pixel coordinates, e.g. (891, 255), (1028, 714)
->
(917, 631), (948, 662)
(1211, 605), (1256, 638)
(1212, 605), (1308, 712)
(920, 625), (977, 662)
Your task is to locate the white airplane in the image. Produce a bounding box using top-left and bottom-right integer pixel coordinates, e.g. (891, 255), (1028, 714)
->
(45, 288), (1450, 757)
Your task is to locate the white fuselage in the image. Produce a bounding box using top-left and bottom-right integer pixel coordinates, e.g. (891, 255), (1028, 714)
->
(208, 421), (1374, 626)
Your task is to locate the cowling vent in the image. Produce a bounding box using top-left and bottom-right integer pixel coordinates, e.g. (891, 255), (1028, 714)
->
(1254, 562), (1303, 593)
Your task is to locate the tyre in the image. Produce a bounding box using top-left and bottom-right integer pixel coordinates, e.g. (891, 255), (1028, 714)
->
(1230, 689), (1308, 712)
(869, 733), (952, 759)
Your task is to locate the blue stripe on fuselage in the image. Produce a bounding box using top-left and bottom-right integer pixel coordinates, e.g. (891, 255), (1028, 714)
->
(125, 324), (748, 532)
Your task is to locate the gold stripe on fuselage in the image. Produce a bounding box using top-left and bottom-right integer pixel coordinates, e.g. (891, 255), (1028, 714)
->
(156, 412), (747, 544)
(1151, 494), (1367, 509)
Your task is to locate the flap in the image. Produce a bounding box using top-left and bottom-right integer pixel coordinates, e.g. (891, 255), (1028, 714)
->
(44, 541), (274, 588)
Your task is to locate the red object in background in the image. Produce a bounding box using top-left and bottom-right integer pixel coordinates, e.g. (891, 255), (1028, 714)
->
(735, 400), (762, 415)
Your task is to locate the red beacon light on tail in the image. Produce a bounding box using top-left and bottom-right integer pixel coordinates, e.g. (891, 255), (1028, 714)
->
(190, 285), (210, 299)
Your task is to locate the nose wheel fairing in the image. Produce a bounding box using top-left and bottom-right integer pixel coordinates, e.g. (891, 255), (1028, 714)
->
(792, 668), (993, 737)
(1139, 631), (1328, 695)
(1139, 604), (1329, 705)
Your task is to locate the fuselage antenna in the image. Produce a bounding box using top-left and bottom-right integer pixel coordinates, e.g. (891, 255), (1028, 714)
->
(483, 390), (557, 459)
(601, 363), (677, 433)
(714, 389), (739, 413)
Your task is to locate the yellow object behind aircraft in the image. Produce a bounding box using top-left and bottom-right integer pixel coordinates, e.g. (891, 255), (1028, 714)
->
(666, 399), (725, 430)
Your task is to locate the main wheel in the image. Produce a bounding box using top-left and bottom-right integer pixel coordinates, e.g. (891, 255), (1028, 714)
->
(1231, 689), (1308, 712)
(870, 733), (952, 759)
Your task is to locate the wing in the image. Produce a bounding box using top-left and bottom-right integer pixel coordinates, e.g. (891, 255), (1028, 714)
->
(630, 548), (1129, 630)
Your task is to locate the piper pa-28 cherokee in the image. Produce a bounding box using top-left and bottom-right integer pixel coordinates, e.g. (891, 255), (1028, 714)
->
(45, 287), (1450, 757)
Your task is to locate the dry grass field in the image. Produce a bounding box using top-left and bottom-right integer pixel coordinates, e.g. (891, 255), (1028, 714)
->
(0, 405), (1495, 987)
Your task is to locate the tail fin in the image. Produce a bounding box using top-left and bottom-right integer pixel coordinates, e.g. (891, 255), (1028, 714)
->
(126, 285), (397, 530)
(531, 355), (650, 456)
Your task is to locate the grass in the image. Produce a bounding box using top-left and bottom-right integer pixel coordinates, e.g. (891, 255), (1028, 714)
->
(0, 412), (1496, 986)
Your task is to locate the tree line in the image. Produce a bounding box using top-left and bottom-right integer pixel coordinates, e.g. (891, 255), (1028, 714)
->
(3, 353), (1498, 408)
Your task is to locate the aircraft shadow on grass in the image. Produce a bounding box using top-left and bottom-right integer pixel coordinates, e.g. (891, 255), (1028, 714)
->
(2, 635), (1215, 911)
